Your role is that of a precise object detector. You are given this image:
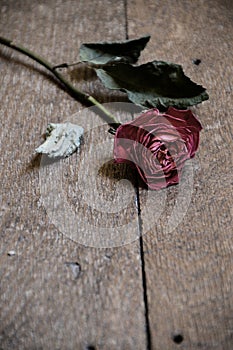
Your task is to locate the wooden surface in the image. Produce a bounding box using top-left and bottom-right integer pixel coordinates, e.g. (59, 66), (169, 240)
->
(0, 1), (232, 349)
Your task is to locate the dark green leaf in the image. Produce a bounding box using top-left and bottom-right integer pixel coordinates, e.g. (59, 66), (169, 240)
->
(96, 61), (209, 109)
(79, 35), (150, 65)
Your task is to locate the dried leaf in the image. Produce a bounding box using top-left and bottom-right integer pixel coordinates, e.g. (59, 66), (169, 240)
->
(96, 61), (209, 109)
(79, 35), (150, 65)
(35, 123), (84, 158)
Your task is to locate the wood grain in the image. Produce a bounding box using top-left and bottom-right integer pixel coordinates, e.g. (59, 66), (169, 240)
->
(0, 1), (147, 349)
(127, 0), (233, 349)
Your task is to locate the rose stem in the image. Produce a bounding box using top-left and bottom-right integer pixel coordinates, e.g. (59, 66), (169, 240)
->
(0, 36), (120, 128)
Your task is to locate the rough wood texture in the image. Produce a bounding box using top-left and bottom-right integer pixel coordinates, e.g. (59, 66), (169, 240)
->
(128, 0), (233, 349)
(0, 0), (233, 350)
(0, 1), (146, 349)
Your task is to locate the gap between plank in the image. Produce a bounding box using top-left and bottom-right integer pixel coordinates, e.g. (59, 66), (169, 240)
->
(124, 4), (151, 347)
(124, 0), (129, 39)
(135, 184), (152, 350)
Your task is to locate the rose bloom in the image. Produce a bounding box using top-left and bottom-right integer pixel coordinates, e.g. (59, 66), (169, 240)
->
(113, 107), (202, 190)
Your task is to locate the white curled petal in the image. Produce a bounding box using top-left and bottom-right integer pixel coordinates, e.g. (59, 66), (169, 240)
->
(35, 122), (84, 158)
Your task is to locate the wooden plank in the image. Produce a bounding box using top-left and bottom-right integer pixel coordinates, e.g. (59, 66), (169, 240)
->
(0, 1), (147, 349)
(127, 0), (233, 349)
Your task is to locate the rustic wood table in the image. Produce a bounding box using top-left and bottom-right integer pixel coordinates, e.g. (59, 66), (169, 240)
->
(0, 1), (232, 349)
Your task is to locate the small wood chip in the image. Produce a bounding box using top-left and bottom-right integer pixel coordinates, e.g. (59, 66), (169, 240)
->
(7, 250), (16, 256)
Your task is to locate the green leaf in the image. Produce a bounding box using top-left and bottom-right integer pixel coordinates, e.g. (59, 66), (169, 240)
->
(79, 35), (150, 65)
(96, 61), (209, 109)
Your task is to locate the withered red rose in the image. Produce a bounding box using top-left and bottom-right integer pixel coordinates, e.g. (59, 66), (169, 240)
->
(114, 107), (202, 190)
